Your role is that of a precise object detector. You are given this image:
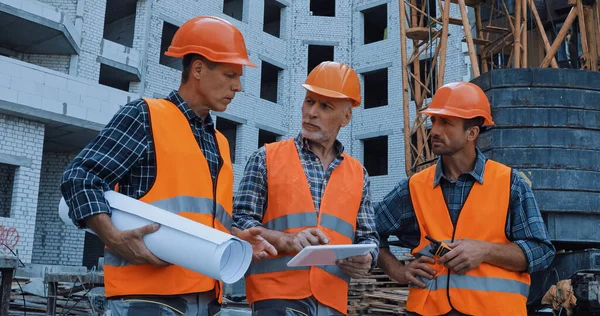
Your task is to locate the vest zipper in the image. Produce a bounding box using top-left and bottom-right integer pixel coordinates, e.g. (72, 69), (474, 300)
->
(212, 139), (223, 227)
(445, 179), (474, 315)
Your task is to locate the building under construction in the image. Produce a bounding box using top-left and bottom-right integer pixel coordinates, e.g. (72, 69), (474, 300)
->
(0, 0), (598, 314)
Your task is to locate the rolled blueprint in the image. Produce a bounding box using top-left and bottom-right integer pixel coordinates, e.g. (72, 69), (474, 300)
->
(58, 191), (252, 284)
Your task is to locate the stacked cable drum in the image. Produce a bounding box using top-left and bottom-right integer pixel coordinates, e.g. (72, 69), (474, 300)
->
(474, 68), (600, 248)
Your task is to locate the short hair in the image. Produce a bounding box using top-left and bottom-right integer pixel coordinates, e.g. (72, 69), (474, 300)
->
(181, 54), (217, 83)
(463, 117), (485, 133)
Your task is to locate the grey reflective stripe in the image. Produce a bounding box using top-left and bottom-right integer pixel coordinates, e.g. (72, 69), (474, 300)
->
(415, 273), (530, 297)
(264, 213), (317, 231)
(263, 213), (354, 240)
(214, 203), (232, 230)
(150, 196), (232, 229)
(246, 256), (350, 284)
(450, 274), (530, 297)
(246, 256), (309, 275)
(319, 214), (355, 241)
(104, 249), (130, 267)
(316, 265), (350, 283)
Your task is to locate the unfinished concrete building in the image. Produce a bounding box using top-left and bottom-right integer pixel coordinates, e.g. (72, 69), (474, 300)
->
(0, 0), (471, 269)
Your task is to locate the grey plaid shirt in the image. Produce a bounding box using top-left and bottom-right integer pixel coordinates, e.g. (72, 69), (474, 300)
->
(233, 133), (380, 263)
(61, 91), (221, 228)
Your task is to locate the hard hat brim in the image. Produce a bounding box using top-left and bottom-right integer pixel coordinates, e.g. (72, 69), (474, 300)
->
(301, 84), (360, 107)
(165, 50), (257, 68)
(421, 107), (495, 126)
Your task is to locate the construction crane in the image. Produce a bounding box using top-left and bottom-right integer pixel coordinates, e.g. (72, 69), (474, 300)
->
(399, 0), (600, 176)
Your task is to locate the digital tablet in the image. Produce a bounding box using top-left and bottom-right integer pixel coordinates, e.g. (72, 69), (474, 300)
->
(286, 243), (377, 267)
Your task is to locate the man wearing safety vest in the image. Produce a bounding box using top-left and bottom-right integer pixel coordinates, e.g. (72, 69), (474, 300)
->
(375, 82), (556, 316)
(232, 61), (380, 315)
(61, 16), (276, 316)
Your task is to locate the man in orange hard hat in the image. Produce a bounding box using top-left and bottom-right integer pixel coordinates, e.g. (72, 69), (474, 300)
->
(232, 61), (380, 315)
(60, 16), (276, 316)
(374, 81), (555, 316)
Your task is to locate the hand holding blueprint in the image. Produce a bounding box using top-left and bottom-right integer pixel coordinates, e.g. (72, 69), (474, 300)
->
(287, 244), (377, 267)
(58, 191), (252, 284)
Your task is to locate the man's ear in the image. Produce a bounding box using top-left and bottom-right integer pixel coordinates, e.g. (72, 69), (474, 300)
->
(192, 58), (203, 79)
(341, 103), (353, 128)
(467, 126), (480, 142)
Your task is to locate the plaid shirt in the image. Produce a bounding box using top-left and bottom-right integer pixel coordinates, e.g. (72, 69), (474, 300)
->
(233, 133), (380, 263)
(60, 91), (221, 228)
(375, 149), (555, 273)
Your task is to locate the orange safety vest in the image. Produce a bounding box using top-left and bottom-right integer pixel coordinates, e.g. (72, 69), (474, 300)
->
(103, 98), (234, 299)
(245, 138), (364, 315)
(407, 160), (530, 316)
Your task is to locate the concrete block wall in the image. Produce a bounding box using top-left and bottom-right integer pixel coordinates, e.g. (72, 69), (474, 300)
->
(0, 114), (44, 263)
(32, 152), (84, 266)
(75, 0), (106, 81)
(0, 56), (135, 126)
(351, 0), (405, 201)
(36, 0), (77, 21)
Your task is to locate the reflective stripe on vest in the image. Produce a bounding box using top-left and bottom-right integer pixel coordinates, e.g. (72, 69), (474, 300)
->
(103, 98), (234, 299)
(263, 213), (355, 241)
(244, 138), (364, 315)
(410, 273), (530, 297)
(151, 196), (232, 229)
(246, 256), (350, 283)
(407, 160), (530, 316)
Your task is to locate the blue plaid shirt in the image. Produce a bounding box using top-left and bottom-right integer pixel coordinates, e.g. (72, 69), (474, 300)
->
(61, 91), (221, 228)
(233, 133), (380, 263)
(375, 149), (555, 273)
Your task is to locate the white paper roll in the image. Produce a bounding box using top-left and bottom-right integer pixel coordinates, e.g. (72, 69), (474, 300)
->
(59, 191), (252, 284)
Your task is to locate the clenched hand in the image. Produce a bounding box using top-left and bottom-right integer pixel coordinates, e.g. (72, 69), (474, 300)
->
(438, 239), (490, 274)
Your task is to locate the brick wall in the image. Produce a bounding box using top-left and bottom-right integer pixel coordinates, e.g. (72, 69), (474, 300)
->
(32, 152), (85, 266)
(76, 0), (107, 81)
(0, 114), (44, 263)
(21, 54), (71, 74)
(37, 0), (78, 22)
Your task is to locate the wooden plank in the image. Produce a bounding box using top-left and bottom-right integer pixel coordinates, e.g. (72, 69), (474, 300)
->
(529, 0), (559, 68)
(405, 0), (442, 25)
(400, 0), (412, 178)
(475, 6), (487, 72)
(407, 27), (435, 40)
(450, 0), (484, 7)
(483, 25), (510, 33)
(541, 7), (578, 67)
(576, 0), (590, 69)
(522, 0), (528, 67)
(448, 17), (464, 25)
(514, 0), (522, 67)
(462, 37), (492, 45)
(458, 0), (481, 77)
(584, 5), (599, 70)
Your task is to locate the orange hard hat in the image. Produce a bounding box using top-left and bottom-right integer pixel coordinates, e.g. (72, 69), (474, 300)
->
(302, 61), (362, 107)
(421, 81), (494, 125)
(165, 16), (257, 67)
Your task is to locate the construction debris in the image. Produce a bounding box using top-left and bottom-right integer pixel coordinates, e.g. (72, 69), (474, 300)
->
(7, 272), (106, 316)
(348, 255), (414, 315)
